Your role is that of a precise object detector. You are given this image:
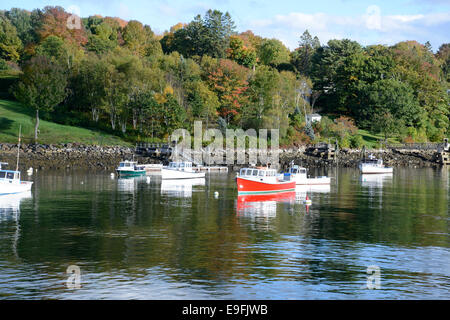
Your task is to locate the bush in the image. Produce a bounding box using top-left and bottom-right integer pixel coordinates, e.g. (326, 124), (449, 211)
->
(339, 136), (351, 148)
(349, 135), (364, 149)
(0, 59), (9, 70)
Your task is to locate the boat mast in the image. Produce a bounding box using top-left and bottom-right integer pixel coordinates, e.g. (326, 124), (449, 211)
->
(16, 125), (21, 172)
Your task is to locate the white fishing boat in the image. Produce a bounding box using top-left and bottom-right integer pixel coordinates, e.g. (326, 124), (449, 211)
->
(281, 164), (331, 185)
(161, 162), (205, 179)
(359, 155), (393, 174)
(0, 126), (33, 195)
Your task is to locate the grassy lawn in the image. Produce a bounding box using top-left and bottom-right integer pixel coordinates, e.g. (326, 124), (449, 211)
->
(0, 99), (131, 146)
(358, 129), (401, 148)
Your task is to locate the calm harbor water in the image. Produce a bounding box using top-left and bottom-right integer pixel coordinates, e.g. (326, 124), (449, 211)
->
(0, 167), (449, 299)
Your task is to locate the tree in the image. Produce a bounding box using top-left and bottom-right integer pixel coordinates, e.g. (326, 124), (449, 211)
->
(258, 38), (290, 67)
(35, 6), (88, 46)
(5, 8), (36, 46)
(291, 30), (320, 75)
(0, 14), (23, 62)
(13, 55), (67, 142)
(226, 35), (257, 68)
(86, 21), (118, 54)
(162, 10), (235, 59)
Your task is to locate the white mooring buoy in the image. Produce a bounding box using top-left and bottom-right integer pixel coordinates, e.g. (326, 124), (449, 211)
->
(214, 191), (219, 199)
(146, 176), (151, 183)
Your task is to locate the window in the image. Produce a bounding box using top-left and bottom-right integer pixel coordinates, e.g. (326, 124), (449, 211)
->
(259, 171), (265, 176)
(6, 172), (14, 179)
(252, 170), (258, 176)
(300, 169), (306, 174)
(15, 173), (19, 180)
(0, 171), (5, 178)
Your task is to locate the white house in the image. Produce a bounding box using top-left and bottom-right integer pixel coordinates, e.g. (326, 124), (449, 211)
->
(306, 113), (322, 123)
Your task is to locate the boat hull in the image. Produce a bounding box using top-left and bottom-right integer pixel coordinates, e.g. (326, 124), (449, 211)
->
(0, 181), (33, 195)
(359, 166), (393, 174)
(116, 169), (146, 176)
(161, 168), (205, 179)
(293, 176), (331, 185)
(236, 177), (296, 195)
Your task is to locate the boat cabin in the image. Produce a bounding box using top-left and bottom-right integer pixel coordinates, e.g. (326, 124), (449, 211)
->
(167, 162), (195, 172)
(118, 160), (138, 168)
(288, 165), (307, 175)
(239, 168), (277, 177)
(0, 170), (21, 182)
(238, 167), (280, 183)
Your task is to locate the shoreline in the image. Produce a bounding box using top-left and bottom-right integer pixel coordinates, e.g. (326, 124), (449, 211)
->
(0, 143), (444, 171)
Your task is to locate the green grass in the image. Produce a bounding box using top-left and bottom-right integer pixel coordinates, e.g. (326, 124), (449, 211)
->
(358, 129), (400, 148)
(0, 99), (131, 146)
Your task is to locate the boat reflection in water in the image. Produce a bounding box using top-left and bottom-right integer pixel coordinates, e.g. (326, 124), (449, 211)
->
(160, 178), (205, 198)
(236, 191), (296, 217)
(295, 184), (330, 203)
(0, 191), (32, 259)
(117, 177), (139, 193)
(0, 191), (32, 218)
(360, 173), (393, 188)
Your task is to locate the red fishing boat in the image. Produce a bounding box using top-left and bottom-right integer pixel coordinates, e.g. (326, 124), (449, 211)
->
(236, 167), (296, 195)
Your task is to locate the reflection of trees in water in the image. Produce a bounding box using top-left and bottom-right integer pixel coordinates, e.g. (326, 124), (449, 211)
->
(5, 168), (449, 292)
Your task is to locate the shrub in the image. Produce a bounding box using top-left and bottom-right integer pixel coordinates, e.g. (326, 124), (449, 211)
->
(349, 135), (364, 149)
(0, 59), (8, 70)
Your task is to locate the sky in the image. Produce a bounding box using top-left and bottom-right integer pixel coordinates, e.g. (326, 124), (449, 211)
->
(2, 0), (450, 51)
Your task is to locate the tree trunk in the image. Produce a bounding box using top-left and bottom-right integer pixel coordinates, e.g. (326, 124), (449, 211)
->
(34, 109), (39, 143)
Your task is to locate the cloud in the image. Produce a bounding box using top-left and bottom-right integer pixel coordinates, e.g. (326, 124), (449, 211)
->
(246, 6), (450, 50)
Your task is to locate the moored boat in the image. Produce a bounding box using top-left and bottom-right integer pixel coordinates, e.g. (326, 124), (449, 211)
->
(161, 162), (206, 179)
(0, 126), (33, 195)
(116, 160), (146, 176)
(282, 164), (331, 185)
(0, 168), (33, 195)
(236, 167), (296, 195)
(359, 155), (393, 174)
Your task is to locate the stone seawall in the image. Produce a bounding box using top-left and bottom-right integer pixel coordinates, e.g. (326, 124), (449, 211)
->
(0, 143), (442, 172)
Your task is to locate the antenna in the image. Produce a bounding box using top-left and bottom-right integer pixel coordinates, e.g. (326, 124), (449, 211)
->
(16, 125), (21, 172)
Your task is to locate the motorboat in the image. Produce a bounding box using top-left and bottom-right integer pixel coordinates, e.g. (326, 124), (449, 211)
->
(359, 154), (393, 174)
(0, 126), (33, 195)
(282, 164), (331, 185)
(161, 162), (205, 179)
(236, 167), (296, 195)
(116, 160), (146, 176)
(0, 165), (33, 195)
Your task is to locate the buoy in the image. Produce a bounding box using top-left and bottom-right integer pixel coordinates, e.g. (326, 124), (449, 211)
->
(214, 191), (219, 199)
(110, 173), (115, 178)
(146, 176), (151, 183)
(27, 167), (33, 175)
(304, 195), (312, 206)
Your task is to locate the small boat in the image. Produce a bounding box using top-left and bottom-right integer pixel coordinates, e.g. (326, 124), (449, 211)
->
(0, 126), (33, 195)
(236, 167), (296, 195)
(359, 154), (393, 174)
(282, 164), (331, 185)
(116, 160), (146, 176)
(0, 167), (33, 195)
(161, 161), (206, 179)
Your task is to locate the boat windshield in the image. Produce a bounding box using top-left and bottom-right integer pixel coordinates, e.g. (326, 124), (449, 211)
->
(120, 162), (134, 167)
(0, 170), (19, 180)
